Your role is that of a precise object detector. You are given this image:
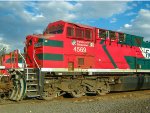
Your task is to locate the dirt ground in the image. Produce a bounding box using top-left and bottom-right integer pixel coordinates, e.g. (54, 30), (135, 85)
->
(0, 90), (150, 113)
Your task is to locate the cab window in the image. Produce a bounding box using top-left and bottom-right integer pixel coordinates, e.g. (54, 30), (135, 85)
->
(76, 28), (84, 38)
(67, 27), (74, 37)
(85, 29), (92, 39)
(45, 24), (64, 34)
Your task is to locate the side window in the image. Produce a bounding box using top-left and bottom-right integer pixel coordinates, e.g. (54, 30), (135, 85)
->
(76, 28), (84, 38)
(109, 31), (116, 41)
(85, 29), (92, 39)
(134, 38), (142, 47)
(78, 58), (84, 65)
(67, 27), (74, 37)
(118, 33), (125, 42)
(99, 29), (107, 40)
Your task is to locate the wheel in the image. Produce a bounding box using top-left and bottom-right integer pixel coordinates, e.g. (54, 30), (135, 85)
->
(9, 75), (26, 101)
(70, 86), (85, 98)
(9, 78), (17, 100)
(96, 89), (107, 95)
(15, 77), (26, 101)
(96, 82), (110, 96)
(42, 88), (60, 100)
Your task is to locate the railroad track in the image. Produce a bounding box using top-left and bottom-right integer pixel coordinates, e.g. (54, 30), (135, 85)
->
(0, 90), (150, 106)
(56, 90), (150, 102)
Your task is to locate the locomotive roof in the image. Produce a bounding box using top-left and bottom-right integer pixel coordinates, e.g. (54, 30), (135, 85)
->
(51, 20), (94, 29)
(48, 20), (144, 39)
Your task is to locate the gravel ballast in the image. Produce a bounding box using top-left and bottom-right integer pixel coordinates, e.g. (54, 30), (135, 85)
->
(0, 90), (150, 113)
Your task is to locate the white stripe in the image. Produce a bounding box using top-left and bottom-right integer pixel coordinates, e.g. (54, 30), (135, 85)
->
(140, 47), (150, 59)
(0, 66), (5, 69)
(0, 74), (8, 76)
(41, 68), (150, 73)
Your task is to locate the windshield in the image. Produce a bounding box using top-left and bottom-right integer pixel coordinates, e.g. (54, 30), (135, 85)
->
(45, 24), (64, 34)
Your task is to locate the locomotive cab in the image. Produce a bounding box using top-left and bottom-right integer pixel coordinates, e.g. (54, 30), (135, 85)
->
(25, 21), (65, 68)
(25, 20), (96, 71)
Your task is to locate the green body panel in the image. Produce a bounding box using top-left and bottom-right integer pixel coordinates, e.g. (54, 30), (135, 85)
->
(125, 56), (150, 69)
(124, 34), (132, 45)
(132, 35), (143, 47)
(100, 40), (105, 44)
(37, 53), (64, 61)
(38, 38), (63, 47)
(118, 33), (150, 48)
(142, 41), (150, 48)
(123, 34), (143, 47)
(124, 56), (136, 69)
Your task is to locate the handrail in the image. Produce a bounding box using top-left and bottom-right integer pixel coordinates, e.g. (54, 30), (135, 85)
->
(18, 49), (27, 68)
(33, 49), (40, 70)
(0, 47), (6, 56)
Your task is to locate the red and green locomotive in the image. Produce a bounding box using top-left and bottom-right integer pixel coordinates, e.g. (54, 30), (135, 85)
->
(0, 20), (150, 100)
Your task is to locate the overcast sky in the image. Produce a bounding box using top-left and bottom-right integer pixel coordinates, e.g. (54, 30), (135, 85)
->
(0, 1), (150, 51)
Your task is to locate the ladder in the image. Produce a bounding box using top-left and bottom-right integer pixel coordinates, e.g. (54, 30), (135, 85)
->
(25, 68), (41, 98)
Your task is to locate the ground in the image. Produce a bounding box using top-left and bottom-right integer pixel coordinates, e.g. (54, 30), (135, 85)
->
(0, 90), (150, 113)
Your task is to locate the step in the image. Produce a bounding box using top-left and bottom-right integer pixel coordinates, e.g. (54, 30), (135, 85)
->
(25, 73), (36, 74)
(26, 89), (38, 92)
(25, 68), (34, 70)
(26, 95), (40, 98)
(27, 83), (38, 86)
(25, 69), (35, 73)
(26, 79), (37, 81)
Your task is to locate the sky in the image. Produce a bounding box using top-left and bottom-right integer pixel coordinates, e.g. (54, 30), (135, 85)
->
(0, 1), (150, 52)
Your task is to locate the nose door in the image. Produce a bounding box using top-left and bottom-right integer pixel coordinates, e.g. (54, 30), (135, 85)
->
(68, 62), (74, 71)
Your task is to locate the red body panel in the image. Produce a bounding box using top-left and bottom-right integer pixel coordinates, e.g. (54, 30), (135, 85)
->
(25, 20), (145, 70)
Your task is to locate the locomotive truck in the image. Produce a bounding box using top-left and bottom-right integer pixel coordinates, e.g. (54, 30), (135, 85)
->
(0, 20), (150, 101)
